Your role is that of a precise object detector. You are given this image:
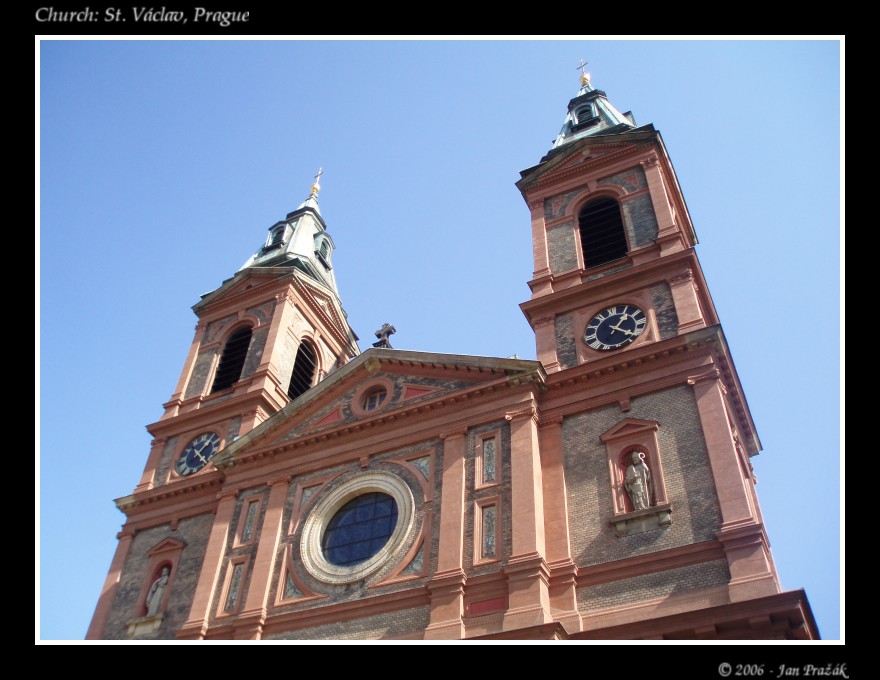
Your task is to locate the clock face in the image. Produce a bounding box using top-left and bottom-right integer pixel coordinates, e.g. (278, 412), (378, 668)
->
(175, 432), (221, 476)
(584, 304), (647, 351)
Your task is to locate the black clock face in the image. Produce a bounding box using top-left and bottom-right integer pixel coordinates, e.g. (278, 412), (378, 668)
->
(175, 432), (221, 476)
(584, 304), (647, 351)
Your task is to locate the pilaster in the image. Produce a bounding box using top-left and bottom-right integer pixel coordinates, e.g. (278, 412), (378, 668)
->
(424, 428), (468, 638)
(85, 527), (135, 639)
(233, 476), (291, 640)
(689, 368), (777, 599)
(177, 490), (237, 640)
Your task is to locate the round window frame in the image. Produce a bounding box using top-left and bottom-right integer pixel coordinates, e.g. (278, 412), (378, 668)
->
(300, 471), (414, 584)
(350, 377), (395, 417)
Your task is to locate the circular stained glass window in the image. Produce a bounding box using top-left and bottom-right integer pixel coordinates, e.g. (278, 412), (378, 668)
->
(321, 492), (399, 567)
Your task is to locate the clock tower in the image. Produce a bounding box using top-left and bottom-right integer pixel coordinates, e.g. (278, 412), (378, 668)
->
(87, 176), (360, 639)
(517, 68), (784, 616)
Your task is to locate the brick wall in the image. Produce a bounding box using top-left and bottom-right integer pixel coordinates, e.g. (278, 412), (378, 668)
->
(555, 314), (577, 370)
(621, 193), (659, 248)
(153, 435), (180, 488)
(563, 385), (722, 568)
(184, 348), (217, 399)
(241, 326), (268, 379)
(598, 166), (648, 193)
(577, 559), (730, 611)
(651, 282), (680, 339)
(264, 606), (430, 640)
(547, 221), (578, 274)
(102, 513), (214, 639)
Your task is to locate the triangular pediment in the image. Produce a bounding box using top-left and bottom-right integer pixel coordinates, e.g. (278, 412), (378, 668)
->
(193, 267), (291, 313)
(147, 537), (187, 556)
(600, 417), (659, 443)
(214, 350), (544, 464)
(517, 126), (658, 193)
(294, 277), (350, 342)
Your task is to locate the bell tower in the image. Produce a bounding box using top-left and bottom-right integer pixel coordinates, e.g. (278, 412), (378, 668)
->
(519, 68), (709, 373)
(518, 68), (783, 609)
(133, 172), (360, 492)
(87, 175), (360, 638)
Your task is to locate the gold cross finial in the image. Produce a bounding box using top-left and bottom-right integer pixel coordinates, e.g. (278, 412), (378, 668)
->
(310, 167), (323, 196)
(577, 59), (591, 86)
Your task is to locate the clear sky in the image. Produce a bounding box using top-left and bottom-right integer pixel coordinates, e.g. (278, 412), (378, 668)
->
(37, 38), (842, 641)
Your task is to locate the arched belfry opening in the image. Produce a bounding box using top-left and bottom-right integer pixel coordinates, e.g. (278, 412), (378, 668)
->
(578, 196), (628, 268)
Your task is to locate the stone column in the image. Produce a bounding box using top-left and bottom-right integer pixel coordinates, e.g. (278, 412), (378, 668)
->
(424, 428), (468, 639)
(177, 490), (237, 639)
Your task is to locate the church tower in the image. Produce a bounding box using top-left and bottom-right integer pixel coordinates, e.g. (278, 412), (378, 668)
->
(87, 175), (360, 639)
(88, 71), (816, 641)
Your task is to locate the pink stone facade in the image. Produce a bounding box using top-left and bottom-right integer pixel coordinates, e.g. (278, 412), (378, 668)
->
(87, 99), (815, 641)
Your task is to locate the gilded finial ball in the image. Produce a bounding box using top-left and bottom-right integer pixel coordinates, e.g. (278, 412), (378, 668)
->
(311, 182), (321, 194)
(580, 71), (591, 86)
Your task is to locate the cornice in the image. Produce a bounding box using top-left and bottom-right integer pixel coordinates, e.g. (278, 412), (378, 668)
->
(521, 247), (699, 322)
(115, 472), (223, 515)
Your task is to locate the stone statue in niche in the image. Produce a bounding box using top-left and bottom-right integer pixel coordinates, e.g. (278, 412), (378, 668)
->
(145, 566), (170, 617)
(624, 451), (653, 511)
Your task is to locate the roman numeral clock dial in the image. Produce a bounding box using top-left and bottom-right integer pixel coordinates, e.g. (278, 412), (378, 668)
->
(584, 304), (647, 351)
(175, 432), (221, 476)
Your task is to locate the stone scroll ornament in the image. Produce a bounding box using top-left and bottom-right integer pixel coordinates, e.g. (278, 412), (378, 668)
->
(624, 451), (653, 511)
(145, 566), (170, 617)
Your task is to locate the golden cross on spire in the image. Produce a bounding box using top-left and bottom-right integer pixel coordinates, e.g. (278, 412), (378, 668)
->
(576, 58), (591, 86)
(310, 167), (323, 196)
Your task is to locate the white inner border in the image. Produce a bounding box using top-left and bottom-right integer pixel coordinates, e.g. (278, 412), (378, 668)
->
(299, 471), (414, 584)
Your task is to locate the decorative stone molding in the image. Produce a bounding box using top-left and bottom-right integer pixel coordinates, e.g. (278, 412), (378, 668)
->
(688, 367), (727, 394)
(667, 269), (695, 287)
(640, 155), (660, 169)
(505, 402), (538, 423)
(600, 418), (670, 519)
(299, 471), (415, 584)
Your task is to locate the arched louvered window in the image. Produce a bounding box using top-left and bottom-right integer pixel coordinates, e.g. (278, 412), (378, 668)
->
(319, 240), (330, 258)
(269, 226), (285, 246)
(288, 340), (317, 400)
(575, 104), (594, 123)
(578, 197), (628, 269)
(211, 326), (253, 393)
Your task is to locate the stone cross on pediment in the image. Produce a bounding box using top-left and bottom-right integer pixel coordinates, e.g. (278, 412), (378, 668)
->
(372, 323), (396, 349)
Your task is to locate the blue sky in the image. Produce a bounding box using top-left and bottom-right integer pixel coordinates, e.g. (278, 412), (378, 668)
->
(38, 39), (842, 641)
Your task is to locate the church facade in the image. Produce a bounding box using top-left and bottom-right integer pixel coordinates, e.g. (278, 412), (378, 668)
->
(87, 72), (817, 641)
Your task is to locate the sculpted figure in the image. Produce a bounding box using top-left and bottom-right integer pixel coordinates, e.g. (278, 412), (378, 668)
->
(145, 566), (170, 617)
(625, 451), (653, 511)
